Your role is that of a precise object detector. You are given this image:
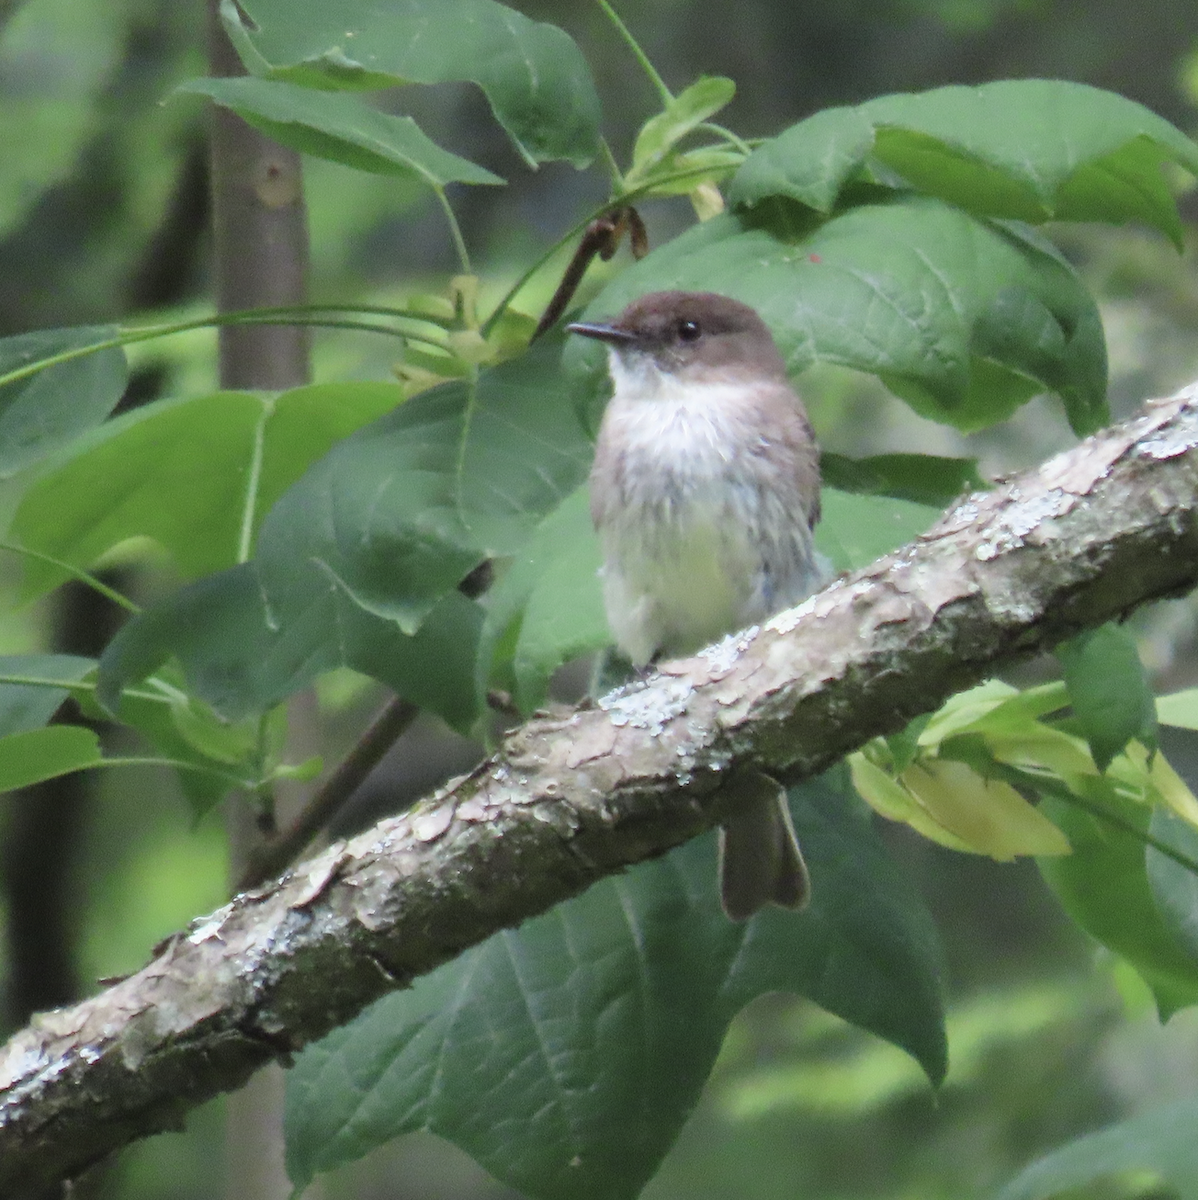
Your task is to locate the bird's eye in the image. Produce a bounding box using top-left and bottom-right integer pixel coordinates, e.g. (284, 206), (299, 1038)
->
(678, 319), (701, 342)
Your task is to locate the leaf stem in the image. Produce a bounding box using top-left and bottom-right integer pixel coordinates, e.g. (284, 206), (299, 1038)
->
(0, 673), (164, 705)
(237, 404), (269, 565)
(0, 541), (141, 612)
(92, 754), (247, 786)
(599, 137), (626, 193)
(595, 0), (673, 105)
(435, 187), (473, 277)
(0, 307), (450, 393)
(696, 121), (752, 154)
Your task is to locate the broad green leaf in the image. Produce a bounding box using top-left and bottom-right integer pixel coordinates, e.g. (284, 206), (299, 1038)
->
(220, 0), (601, 168)
(0, 725), (101, 792)
(568, 200), (1107, 435)
(985, 725), (1102, 787)
(0, 654), (95, 737)
(917, 680), (1081, 761)
(1038, 787), (1198, 1018)
(629, 76), (736, 182)
(253, 333), (593, 637)
(11, 382), (402, 598)
(478, 484), (607, 715)
(820, 452), (984, 507)
(97, 562), (483, 734)
(0, 326), (127, 477)
(729, 80), (1198, 247)
(179, 78), (503, 189)
(1146, 806), (1198, 966)
(815, 488), (940, 572)
(284, 772), (945, 1199)
(919, 684), (1095, 783)
(1057, 623), (1157, 772)
(998, 1094), (1198, 1200)
(851, 741), (1071, 859)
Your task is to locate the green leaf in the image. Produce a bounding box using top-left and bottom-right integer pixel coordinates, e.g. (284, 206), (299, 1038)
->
(729, 80), (1198, 247)
(0, 656), (242, 814)
(11, 382), (402, 598)
(179, 78), (503, 188)
(816, 488), (940, 572)
(220, 0), (600, 169)
(0, 654), (95, 737)
(166, 696), (259, 769)
(0, 725), (102, 792)
(478, 484), (607, 714)
(820, 452), (984, 507)
(634, 146), (744, 198)
(1038, 788), (1198, 1018)
(107, 684), (240, 817)
(253, 333), (593, 638)
(0, 326), (127, 477)
(1057, 624), (1157, 772)
(569, 200), (1107, 435)
(284, 771), (945, 1200)
(1146, 806), (1198, 966)
(91, 341), (591, 732)
(96, 563), (483, 734)
(629, 76), (736, 180)
(997, 1094), (1198, 1200)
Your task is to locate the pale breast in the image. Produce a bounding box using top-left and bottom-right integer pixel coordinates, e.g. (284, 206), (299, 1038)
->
(590, 380), (821, 664)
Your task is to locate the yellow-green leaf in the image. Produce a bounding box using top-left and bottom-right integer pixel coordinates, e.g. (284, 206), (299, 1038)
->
(849, 752), (974, 853)
(630, 76), (736, 179)
(917, 680), (1019, 748)
(1157, 688), (1198, 730)
(0, 725), (102, 792)
(899, 759), (1071, 859)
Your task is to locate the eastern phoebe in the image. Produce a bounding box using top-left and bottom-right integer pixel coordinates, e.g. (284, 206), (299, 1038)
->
(569, 290), (825, 920)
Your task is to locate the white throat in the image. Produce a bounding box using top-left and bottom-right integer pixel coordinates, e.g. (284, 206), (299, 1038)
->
(605, 349), (760, 460)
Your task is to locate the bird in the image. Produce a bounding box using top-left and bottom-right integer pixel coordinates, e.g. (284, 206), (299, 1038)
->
(568, 290), (826, 920)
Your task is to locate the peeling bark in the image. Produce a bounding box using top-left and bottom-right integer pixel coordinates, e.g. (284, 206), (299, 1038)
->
(4, 384), (1198, 1196)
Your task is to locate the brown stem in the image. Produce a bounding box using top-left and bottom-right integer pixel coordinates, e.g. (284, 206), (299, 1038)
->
(207, 5), (311, 1197)
(531, 206), (645, 340)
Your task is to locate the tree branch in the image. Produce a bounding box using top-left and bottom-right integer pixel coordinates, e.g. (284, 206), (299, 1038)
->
(5, 384), (1198, 1196)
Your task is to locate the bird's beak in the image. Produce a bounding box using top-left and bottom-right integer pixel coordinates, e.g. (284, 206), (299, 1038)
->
(566, 321), (638, 345)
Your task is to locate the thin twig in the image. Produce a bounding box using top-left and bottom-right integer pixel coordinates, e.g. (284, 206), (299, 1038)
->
(531, 206), (643, 339)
